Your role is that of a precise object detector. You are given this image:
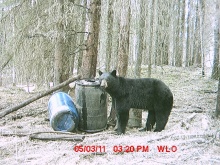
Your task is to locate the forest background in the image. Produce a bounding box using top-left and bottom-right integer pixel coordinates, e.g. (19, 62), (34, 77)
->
(0, 0), (219, 88)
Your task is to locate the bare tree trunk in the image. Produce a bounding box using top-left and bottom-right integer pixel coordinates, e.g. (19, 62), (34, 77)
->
(12, 64), (16, 86)
(134, 0), (145, 78)
(0, 8), (4, 86)
(105, 0), (114, 72)
(175, 0), (182, 66)
(161, 1), (169, 65)
(184, 0), (191, 67)
(0, 70), (2, 86)
(12, 14), (16, 86)
(181, 0), (186, 67)
(193, 0), (202, 66)
(216, 76), (220, 117)
(68, 0), (79, 77)
(77, 0), (87, 75)
(155, 0), (169, 67)
(200, 0), (205, 76)
(181, 1), (187, 67)
(81, 0), (101, 78)
(68, 36), (75, 77)
(54, 0), (65, 86)
(148, 0), (156, 77)
(211, 2), (220, 80)
(107, 0), (131, 125)
(117, 0), (130, 77)
(113, 15), (120, 70)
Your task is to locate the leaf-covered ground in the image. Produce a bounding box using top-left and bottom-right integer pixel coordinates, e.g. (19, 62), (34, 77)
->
(0, 66), (220, 165)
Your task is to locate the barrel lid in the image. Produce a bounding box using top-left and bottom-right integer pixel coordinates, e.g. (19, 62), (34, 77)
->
(50, 107), (78, 132)
(76, 79), (100, 86)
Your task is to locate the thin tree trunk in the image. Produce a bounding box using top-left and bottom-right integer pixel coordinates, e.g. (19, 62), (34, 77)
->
(181, 0), (186, 67)
(105, 0), (114, 72)
(200, 0), (205, 76)
(216, 77), (220, 117)
(0, 70), (2, 86)
(175, 0), (181, 66)
(185, 0), (191, 67)
(193, 0), (201, 66)
(162, 1), (169, 65)
(181, 1), (186, 67)
(211, 2), (220, 80)
(12, 14), (16, 86)
(148, 0), (156, 77)
(0, 8), (4, 86)
(134, 0), (145, 78)
(156, 0), (170, 66)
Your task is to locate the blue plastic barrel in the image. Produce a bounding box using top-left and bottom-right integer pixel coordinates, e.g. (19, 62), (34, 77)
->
(48, 92), (79, 132)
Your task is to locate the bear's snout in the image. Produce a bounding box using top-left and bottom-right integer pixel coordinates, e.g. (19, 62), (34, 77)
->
(100, 79), (108, 88)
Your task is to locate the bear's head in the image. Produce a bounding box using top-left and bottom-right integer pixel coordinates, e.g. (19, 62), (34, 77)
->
(98, 70), (117, 91)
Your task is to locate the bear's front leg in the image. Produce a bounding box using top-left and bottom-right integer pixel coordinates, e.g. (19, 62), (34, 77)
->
(107, 98), (117, 126)
(117, 111), (129, 135)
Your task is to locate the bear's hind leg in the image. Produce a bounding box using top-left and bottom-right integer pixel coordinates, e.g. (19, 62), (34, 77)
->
(146, 111), (156, 131)
(117, 111), (129, 135)
(154, 109), (170, 132)
(139, 110), (156, 132)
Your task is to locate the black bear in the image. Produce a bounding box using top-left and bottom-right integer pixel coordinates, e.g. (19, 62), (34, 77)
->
(99, 70), (173, 135)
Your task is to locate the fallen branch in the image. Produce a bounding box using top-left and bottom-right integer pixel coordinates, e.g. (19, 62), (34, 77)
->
(1, 131), (28, 137)
(181, 113), (197, 130)
(0, 55), (13, 72)
(1, 130), (85, 142)
(145, 132), (176, 143)
(29, 131), (85, 142)
(0, 75), (81, 118)
(202, 90), (217, 94)
(171, 132), (216, 141)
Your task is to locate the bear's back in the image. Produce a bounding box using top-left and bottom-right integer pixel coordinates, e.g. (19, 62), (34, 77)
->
(117, 77), (172, 109)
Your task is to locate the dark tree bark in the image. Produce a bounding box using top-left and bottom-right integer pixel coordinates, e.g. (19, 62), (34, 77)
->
(117, 1), (131, 77)
(105, 0), (114, 72)
(81, 0), (101, 78)
(77, 0), (87, 75)
(216, 77), (220, 117)
(54, 0), (65, 85)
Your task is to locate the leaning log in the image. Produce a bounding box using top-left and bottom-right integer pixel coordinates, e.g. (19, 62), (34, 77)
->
(0, 75), (81, 118)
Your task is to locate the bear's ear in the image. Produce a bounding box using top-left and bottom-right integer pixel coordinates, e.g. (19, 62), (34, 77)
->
(111, 70), (117, 77)
(99, 70), (103, 76)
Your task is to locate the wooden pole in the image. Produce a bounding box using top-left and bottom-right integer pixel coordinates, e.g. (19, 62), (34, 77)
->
(0, 75), (81, 118)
